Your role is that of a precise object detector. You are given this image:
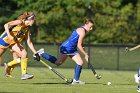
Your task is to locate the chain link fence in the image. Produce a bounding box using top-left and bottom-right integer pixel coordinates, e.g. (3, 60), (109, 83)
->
(2, 43), (140, 70)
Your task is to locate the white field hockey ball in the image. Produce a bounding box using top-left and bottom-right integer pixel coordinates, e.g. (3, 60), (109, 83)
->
(107, 82), (111, 85)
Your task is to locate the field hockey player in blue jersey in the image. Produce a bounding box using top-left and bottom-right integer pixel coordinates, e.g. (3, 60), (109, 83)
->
(35, 18), (94, 84)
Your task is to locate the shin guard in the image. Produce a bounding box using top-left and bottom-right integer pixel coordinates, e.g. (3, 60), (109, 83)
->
(21, 58), (28, 75)
(41, 53), (57, 64)
(74, 65), (82, 81)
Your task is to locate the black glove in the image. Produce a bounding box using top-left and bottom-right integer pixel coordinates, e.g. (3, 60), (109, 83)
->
(33, 53), (40, 61)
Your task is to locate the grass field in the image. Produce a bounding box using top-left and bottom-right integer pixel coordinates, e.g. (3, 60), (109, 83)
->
(0, 66), (138, 93)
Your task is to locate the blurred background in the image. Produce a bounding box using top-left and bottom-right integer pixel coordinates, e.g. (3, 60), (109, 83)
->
(0, 0), (140, 70)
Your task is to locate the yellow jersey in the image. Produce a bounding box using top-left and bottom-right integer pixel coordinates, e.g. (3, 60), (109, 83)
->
(0, 20), (29, 48)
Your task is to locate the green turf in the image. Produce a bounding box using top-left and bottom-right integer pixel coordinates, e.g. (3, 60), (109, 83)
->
(0, 67), (138, 93)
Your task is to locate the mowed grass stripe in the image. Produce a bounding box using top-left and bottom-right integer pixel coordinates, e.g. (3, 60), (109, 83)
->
(0, 67), (137, 93)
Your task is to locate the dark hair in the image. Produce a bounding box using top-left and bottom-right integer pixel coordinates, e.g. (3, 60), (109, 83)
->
(17, 12), (35, 20)
(84, 18), (94, 24)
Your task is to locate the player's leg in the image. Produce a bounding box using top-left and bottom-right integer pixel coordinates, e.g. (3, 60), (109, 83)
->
(69, 54), (85, 84)
(37, 48), (57, 64)
(7, 43), (33, 80)
(41, 52), (57, 64)
(5, 50), (20, 78)
(37, 48), (67, 65)
(4, 50), (21, 77)
(55, 53), (68, 65)
(0, 48), (13, 77)
(0, 48), (6, 68)
(9, 50), (19, 74)
(0, 48), (7, 66)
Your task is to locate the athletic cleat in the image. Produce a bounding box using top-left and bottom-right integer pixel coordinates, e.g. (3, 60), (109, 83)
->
(137, 89), (140, 92)
(71, 79), (85, 84)
(37, 48), (44, 55)
(21, 73), (34, 80)
(134, 74), (140, 84)
(95, 74), (102, 79)
(137, 85), (140, 92)
(4, 74), (14, 78)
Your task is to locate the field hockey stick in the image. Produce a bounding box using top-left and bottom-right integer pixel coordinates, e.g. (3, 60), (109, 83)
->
(83, 47), (101, 79)
(40, 60), (73, 83)
(125, 45), (140, 52)
(88, 62), (101, 79)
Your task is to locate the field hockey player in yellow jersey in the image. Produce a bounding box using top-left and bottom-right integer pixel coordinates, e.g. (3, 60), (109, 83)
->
(0, 12), (40, 80)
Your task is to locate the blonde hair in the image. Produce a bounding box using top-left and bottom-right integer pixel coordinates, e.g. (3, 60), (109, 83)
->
(17, 12), (35, 20)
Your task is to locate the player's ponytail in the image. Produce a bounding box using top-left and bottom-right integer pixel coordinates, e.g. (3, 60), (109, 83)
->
(84, 18), (94, 24)
(17, 12), (35, 20)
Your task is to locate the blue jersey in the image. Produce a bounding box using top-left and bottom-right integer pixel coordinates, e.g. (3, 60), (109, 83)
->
(60, 26), (86, 55)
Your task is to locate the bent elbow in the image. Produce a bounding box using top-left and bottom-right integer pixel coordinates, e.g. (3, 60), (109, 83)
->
(4, 23), (8, 28)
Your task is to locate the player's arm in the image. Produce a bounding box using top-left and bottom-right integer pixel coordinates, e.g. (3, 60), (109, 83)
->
(4, 20), (22, 40)
(26, 31), (37, 54)
(77, 28), (89, 62)
(26, 31), (40, 61)
(129, 45), (140, 51)
(125, 44), (140, 52)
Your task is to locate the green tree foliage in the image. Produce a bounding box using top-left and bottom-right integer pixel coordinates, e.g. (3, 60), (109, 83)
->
(0, 0), (140, 44)
(93, 0), (137, 43)
(0, 0), (17, 32)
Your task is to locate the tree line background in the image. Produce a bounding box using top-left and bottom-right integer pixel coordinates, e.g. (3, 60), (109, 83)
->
(0, 0), (140, 44)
